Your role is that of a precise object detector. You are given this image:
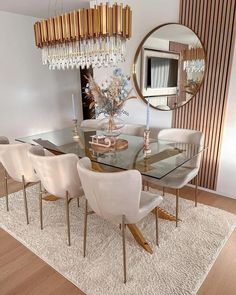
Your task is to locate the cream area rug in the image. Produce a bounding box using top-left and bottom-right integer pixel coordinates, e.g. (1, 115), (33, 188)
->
(0, 185), (236, 295)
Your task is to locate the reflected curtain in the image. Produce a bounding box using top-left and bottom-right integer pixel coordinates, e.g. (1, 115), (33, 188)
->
(150, 58), (170, 88)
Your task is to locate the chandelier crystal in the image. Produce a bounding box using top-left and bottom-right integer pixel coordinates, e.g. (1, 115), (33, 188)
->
(34, 3), (132, 70)
(182, 46), (205, 73)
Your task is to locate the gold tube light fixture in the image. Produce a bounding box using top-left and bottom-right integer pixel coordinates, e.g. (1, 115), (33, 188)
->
(34, 3), (132, 70)
(182, 46), (205, 73)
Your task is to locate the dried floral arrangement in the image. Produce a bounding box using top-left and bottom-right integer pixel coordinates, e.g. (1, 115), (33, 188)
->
(184, 79), (201, 95)
(85, 68), (136, 118)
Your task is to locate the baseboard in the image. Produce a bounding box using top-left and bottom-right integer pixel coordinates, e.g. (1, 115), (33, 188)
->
(187, 184), (236, 200)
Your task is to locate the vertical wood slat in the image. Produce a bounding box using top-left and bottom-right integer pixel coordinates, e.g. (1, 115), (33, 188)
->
(201, 0), (219, 188)
(214, 0), (236, 186)
(207, 0), (227, 188)
(173, 0), (236, 190)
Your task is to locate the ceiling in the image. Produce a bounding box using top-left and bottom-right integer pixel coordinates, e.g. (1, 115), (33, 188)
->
(151, 24), (200, 46)
(0, 0), (90, 18)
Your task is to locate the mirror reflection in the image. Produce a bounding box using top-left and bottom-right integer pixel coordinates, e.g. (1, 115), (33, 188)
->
(133, 23), (206, 110)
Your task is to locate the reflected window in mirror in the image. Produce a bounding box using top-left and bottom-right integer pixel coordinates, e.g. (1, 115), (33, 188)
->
(133, 23), (206, 111)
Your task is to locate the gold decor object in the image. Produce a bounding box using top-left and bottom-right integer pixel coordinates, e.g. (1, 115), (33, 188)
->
(143, 129), (151, 158)
(72, 119), (80, 140)
(33, 3), (132, 70)
(89, 136), (128, 153)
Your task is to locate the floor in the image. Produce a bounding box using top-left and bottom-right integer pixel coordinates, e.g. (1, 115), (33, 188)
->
(0, 165), (236, 295)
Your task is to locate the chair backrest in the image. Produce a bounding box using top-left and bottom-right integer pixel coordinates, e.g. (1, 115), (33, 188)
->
(77, 157), (142, 222)
(80, 119), (99, 130)
(81, 119), (145, 137)
(28, 146), (81, 198)
(156, 105), (171, 111)
(157, 128), (204, 169)
(0, 136), (9, 144)
(120, 123), (145, 136)
(0, 143), (38, 183)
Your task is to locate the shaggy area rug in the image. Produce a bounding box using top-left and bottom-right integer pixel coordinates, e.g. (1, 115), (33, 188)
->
(0, 185), (236, 295)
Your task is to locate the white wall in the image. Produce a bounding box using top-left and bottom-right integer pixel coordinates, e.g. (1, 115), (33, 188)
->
(93, 0), (179, 132)
(93, 0), (236, 199)
(1, 3), (235, 198)
(0, 11), (82, 142)
(217, 38), (236, 199)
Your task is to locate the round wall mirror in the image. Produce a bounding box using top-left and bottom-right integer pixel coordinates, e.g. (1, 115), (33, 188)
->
(133, 23), (206, 111)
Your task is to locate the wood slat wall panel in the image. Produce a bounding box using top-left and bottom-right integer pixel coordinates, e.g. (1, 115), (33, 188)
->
(172, 0), (236, 190)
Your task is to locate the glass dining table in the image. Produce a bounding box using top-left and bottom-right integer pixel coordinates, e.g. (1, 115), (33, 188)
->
(17, 127), (205, 254)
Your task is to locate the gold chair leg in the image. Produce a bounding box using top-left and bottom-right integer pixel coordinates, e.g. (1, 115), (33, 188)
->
(4, 169), (9, 212)
(155, 207), (159, 246)
(163, 187), (165, 197)
(83, 199), (88, 257)
(77, 197), (80, 207)
(142, 180), (147, 191)
(122, 215), (127, 284)
(65, 191), (71, 246)
(22, 175), (29, 225)
(195, 174), (199, 207)
(176, 189), (179, 228)
(39, 182), (43, 230)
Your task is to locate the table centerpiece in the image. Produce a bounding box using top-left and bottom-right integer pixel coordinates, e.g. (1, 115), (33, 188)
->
(85, 68), (136, 137)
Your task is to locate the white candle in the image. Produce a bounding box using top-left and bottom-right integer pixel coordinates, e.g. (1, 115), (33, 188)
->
(146, 98), (150, 130)
(72, 94), (77, 120)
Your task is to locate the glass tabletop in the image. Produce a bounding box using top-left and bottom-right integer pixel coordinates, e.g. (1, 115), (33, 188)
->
(16, 127), (205, 180)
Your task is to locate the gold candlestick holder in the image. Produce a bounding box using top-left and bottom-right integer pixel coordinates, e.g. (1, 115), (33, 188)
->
(72, 119), (80, 141)
(143, 129), (151, 158)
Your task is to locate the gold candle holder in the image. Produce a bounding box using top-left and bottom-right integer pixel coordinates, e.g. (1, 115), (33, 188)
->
(72, 119), (80, 141)
(143, 129), (151, 158)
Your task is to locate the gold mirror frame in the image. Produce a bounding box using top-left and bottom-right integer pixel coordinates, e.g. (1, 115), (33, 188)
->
(132, 22), (207, 111)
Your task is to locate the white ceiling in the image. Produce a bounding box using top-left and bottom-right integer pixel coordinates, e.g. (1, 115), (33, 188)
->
(151, 24), (200, 46)
(0, 0), (90, 18)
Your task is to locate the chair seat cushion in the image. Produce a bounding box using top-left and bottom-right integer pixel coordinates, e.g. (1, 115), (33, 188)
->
(131, 191), (163, 223)
(145, 167), (198, 189)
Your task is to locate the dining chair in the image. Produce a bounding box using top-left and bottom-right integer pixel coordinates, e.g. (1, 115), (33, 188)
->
(0, 136), (9, 211)
(28, 146), (83, 246)
(0, 136), (9, 144)
(120, 123), (145, 136)
(145, 128), (204, 227)
(80, 119), (99, 129)
(77, 157), (163, 283)
(0, 143), (39, 223)
(81, 119), (145, 136)
(156, 105), (171, 111)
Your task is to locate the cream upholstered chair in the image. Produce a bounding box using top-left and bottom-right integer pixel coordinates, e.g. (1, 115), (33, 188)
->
(81, 119), (145, 136)
(145, 128), (204, 227)
(120, 123), (145, 136)
(0, 136), (9, 144)
(80, 119), (99, 129)
(0, 143), (39, 223)
(156, 105), (171, 111)
(28, 146), (83, 246)
(77, 157), (163, 283)
(0, 136), (10, 211)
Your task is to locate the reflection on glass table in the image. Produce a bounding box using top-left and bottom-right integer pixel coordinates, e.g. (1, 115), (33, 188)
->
(17, 127), (205, 181)
(16, 127), (205, 254)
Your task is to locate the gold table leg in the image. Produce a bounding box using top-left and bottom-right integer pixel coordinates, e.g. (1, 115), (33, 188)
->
(153, 207), (182, 222)
(127, 224), (153, 254)
(42, 195), (60, 201)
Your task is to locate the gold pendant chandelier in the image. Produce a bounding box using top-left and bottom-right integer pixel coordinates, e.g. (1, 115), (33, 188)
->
(34, 3), (132, 70)
(182, 47), (205, 73)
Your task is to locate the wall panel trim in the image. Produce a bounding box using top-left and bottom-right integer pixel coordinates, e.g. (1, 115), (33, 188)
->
(173, 0), (236, 190)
